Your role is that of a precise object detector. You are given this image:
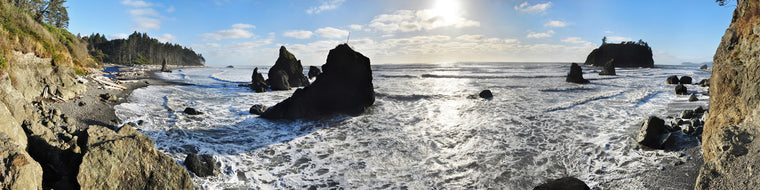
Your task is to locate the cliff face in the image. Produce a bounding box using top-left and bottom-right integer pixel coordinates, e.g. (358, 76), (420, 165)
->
(697, 0), (760, 189)
(584, 43), (654, 67)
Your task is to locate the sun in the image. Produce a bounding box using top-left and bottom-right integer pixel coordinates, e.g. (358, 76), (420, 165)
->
(432, 0), (461, 23)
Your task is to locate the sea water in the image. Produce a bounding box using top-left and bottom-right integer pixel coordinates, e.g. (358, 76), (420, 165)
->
(114, 63), (710, 189)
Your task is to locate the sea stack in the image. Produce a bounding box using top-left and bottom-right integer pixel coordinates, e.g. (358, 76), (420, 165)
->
(308, 66), (321, 79)
(584, 41), (654, 68)
(160, 58), (171, 72)
(566, 63), (589, 84)
(260, 44), (374, 119)
(268, 46), (310, 90)
(599, 58), (616, 75)
(250, 67), (267, 92)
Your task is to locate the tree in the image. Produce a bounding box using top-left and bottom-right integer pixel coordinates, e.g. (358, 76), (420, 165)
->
(5, 0), (69, 28)
(602, 36), (607, 45)
(716, 0), (736, 6)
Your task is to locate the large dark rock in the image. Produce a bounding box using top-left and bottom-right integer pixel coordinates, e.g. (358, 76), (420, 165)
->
(250, 67), (267, 92)
(268, 46), (309, 90)
(636, 116), (669, 149)
(700, 64), (708, 70)
(184, 153), (220, 177)
(698, 79), (710, 87)
(269, 70), (290, 90)
(680, 76), (693, 84)
(566, 63), (589, 84)
(599, 58), (616, 75)
(534, 177), (590, 190)
(479, 90), (493, 99)
(160, 58), (171, 72)
(183, 107), (203, 115)
(249, 104), (268, 115)
(666, 75), (680, 84)
(675, 84), (687, 95)
(260, 44), (374, 119)
(584, 43), (654, 68)
(689, 94), (698, 102)
(308, 66), (321, 79)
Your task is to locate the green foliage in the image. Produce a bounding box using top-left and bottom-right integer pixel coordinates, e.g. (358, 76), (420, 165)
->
(84, 31), (205, 66)
(716, 0), (730, 6)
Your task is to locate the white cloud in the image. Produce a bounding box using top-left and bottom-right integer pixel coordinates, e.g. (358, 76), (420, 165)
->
(544, 20), (568, 28)
(121, 0), (151, 7)
(514, 2), (552, 14)
(315, 27), (349, 39)
(125, 5), (163, 31)
(307, 0), (345, 14)
(228, 40), (273, 50)
(456, 35), (485, 42)
(133, 16), (161, 30)
(202, 24), (255, 41)
(604, 30), (614, 34)
(561, 37), (585, 44)
(504, 39), (520, 44)
(369, 9), (480, 33)
(156, 33), (177, 43)
(283, 30), (314, 39)
(349, 24), (363, 31)
(166, 6), (175, 13)
(607, 36), (632, 42)
(129, 8), (159, 17)
(108, 33), (129, 40)
(527, 30), (555, 38)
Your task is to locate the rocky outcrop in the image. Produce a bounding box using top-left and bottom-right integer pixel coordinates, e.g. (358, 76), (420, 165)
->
(308, 66), (321, 79)
(599, 58), (616, 75)
(250, 67), (267, 92)
(566, 63), (589, 84)
(0, 133), (43, 190)
(184, 153), (221, 177)
(584, 43), (654, 68)
(260, 44), (374, 119)
(697, 110), (760, 190)
(268, 46), (309, 90)
(533, 177), (590, 190)
(78, 124), (193, 189)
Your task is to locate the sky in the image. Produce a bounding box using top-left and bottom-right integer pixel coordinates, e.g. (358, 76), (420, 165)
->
(66, 0), (735, 66)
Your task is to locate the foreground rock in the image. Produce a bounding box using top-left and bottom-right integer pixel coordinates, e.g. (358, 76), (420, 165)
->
(680, 76), (693, 84)
(566, 63), (589, 84)
(250, 67), (267, 92)
(675, 84), (687, 95)
(160, 58), (171, 72)
(689, 94), (699, 102)
(667, 75), (680, 84)
(584, 42), (654, 68)
(697, 111), (760, 189)
(637, 116), (669, 149)
(534, 177), (590, 190)
(184, 107), (203, 115)
(261, 44), (374, 119)
(599, 58), (616, 75)
(479, 90), (493, 99)
(184, 153), (221, 177)
(78, 125), (193, 189)
(249, 104), (268, 115)
(268, 46), (310, 90)
(308, 66), (321, 79)
(0, 133), (43, 190)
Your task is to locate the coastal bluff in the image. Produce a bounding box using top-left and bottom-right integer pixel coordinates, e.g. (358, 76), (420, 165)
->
(584, 42), (654, 68)
(697, 0), (760, 189)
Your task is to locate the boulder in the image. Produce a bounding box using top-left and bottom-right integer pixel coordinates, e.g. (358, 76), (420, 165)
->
(0, 133), (43, 190)
(100, 93), (117, 102)
(250, 67), (268, 92)
(183, 107), (203, 115)
(78, 125), (193, 189)
(479, 90), (493, 99)
(666, 75), (680, 84)
(566, 63), (589, 84)
(675, 84), (687, 95)
(636, 116), (669, 149)
(700, 64), (708, 70)
(184, 153), (221, 177)
(308, 66), (321, 79)
(249, 104), (268, 115)
(584, 43), (654, 68)
(533, 177), (590, 190)
(699, 79), (710, 87)
(680, 76), (693, 84)
(160, 58), (171, 72)
(599, 58), (616, 75)
(269, 70), (291, 90)
(268, 46), (310, 89)
(695, 106), (705, 114)
(260, 44), (375, 119)
(681, 110), (695, 119)
(689, 94), (698, 102)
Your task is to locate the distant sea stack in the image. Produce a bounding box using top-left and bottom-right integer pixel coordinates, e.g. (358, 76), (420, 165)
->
(584, 40), (654, 68)
(268, 46), (310, 90)
(260, 44), (374, 119)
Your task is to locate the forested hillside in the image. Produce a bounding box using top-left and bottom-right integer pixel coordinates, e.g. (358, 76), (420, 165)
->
(84, 32), (205, 66)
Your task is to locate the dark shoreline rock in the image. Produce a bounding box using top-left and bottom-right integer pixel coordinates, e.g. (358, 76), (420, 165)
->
(667, 75), (679, 84)
(675, 84), (687, 95)
(599, 58), (616, 75)
(479, 90), (493, 99)
(584, 43), (654, 68)
(680, 76), (693, 84)
(249, 104), (268, 115)
(637, 116), (669, 149)
(534, 177), (590, 190)
(268, 46), (309, 90)
(566, 63), (589, 84)
(184, 153), (221, 177)
(183, 107), (203, 115)
(260, 44), (374, 119)
(308, 66), (321, 79)
(250, 67), (267, 92)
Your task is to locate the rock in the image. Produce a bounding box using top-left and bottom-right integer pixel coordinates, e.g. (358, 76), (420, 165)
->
(183, 107), (203, 115)
(700, 64), (708, 70)
(680, 76), (693, 84)
(250, 67), (268, 92)
(681, 110), (695, 119)
(268, 46), (310, 90)
(699, 79), (710, 87)
(77, 125), (193, 189)
(160, 58), (171, 72)
(260, 44), (375, 119)
(0, 104), (27, 150)
(675, 84), (687, 95)
(584, 42), (654, 68)
(0, 133), (43, 190)
(666, 75), (680, 84)
(637, 116), (669, 149)
(598, 58), (616, 75)
(226, 65), (234, 68)
(566, 63), (589, 84)
(695, 106), (705, 114)
(249, 104), (268, 115)
(269, 70), (291, 90)
(701, 111), (709, 123)
(100, 93), (117, 102)
(689, 94), (698, 101)
(308, 66), (321, 79)
(681, 124), (695, 134)
(184, 153), (221, 177)
(533, 177), (590, 190)
(479, 90), (493, 99)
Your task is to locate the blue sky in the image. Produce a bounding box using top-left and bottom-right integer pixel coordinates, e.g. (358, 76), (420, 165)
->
(67, 0), (734, 66)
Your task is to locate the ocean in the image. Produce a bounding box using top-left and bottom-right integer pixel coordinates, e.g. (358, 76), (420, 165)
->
(113, 62), (710, 189)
